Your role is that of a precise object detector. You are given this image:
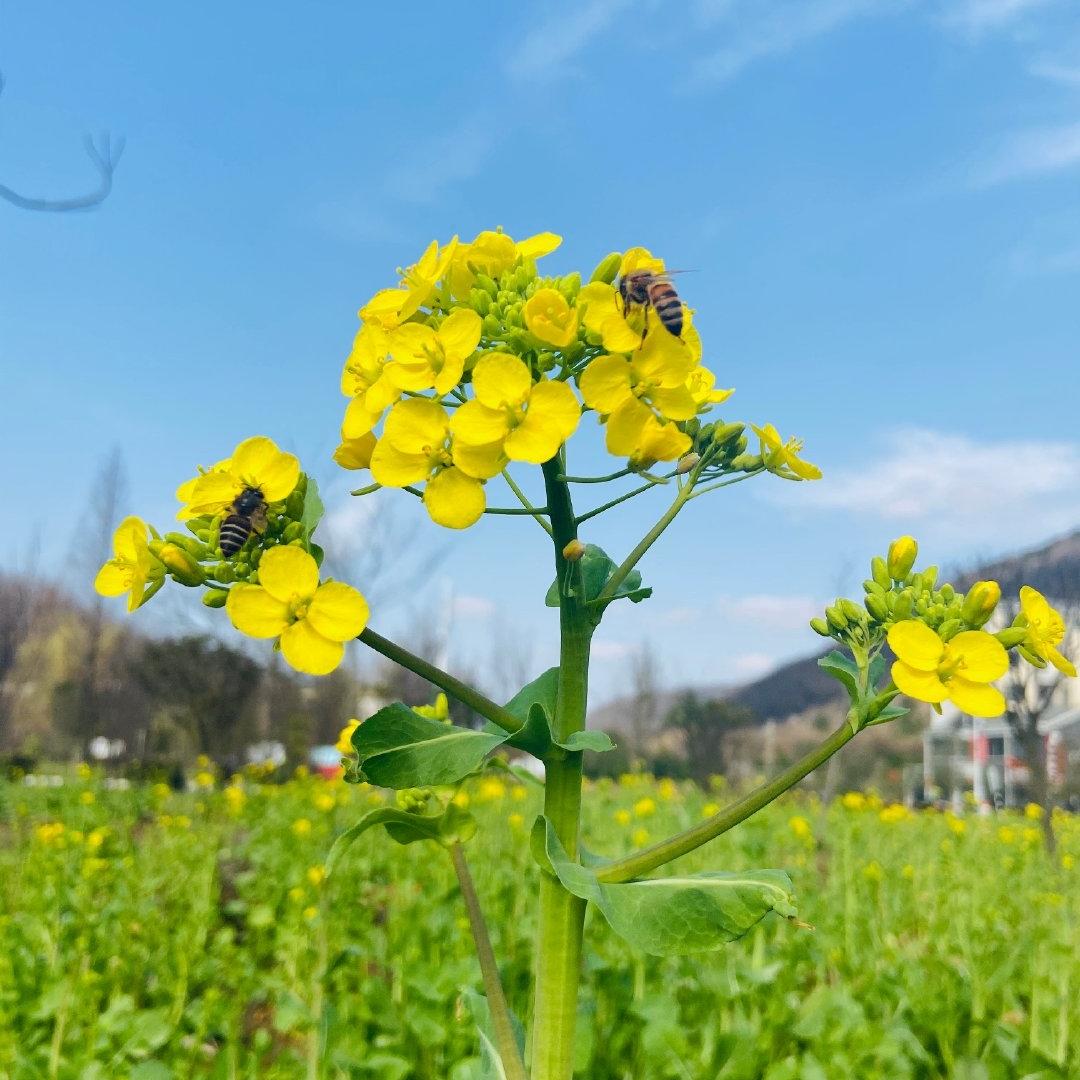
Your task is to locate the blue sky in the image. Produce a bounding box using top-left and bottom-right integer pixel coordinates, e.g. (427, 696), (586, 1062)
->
(2, 0), (1080, 703)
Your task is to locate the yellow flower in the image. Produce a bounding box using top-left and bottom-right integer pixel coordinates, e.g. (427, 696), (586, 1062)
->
(887, 536), (918, 580)
(508, 812), (525, 830)
(751, 424), (822, 481)
(478, 778), (506, 802)
(841, 792), (866, 810)
(524, 288), (578, 348)
(788, 815), (812, 840)
(901, 864), (915, 880)
(946, 814), (966, 835)
(79, 791), (95, 806)
(76, 763), (92, 780)
(620, 246), (665, 275)
(633, 797), (656, 818)
(452, 791), (470, 809)
(307, 865), (326, 887)
(314, 792), (336, 812)
(194, 771), (215, 790)
(685, 365), (734, 410)
(336, 719), (361, 756)
(340, 325), (402, 439)
(879, 804), (911, 824)
(359, 237), (459, 329)
(1063, 854), (1076, 870)
(614, 809), (631, 826)
(447, 229), (561, 295)
(998, 825), (1016, 845)
(888, 621), (1008, 717)
(511, 786), (527, 802)
(863, 861), (883, 882)
(226, 546), (369, 676)
(657, 777), (677, 801)
(451, 354), (581, 464)
(631, 827), (651, 846)
(701, 802), (719, 817)
(333, 432), (377, 471)
(1018, 586), (1076, 677)
(303, 905), (319, 921)
(413, 693), (449, 721)
(292, 818), (312, 837)
(1024, 802), (1044, 820)
(94, 517), (161, 612)
(224, 785), (246, 813)
(177, 436), (300, 520)
(383, 309), (482, 395)
(371, 399), (503, 529)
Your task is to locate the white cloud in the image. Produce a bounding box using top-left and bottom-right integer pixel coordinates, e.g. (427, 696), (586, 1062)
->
(452, 595), (497, 619)
(383, 117), (494, 204)
(721, 594), (824, 630)
(773, 428), (1080, 542)
(941, 0), (1055, 33)
(732, 652), (777, 677)
(591, 639), (640, 662)
(320, 494), (378, 557)
(506, 0), (631, 81)
(973, 121), (1080, 187)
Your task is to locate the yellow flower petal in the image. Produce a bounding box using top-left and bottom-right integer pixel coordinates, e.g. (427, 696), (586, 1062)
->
(948, 677), (1006, 718)
(94, 561), (132, 598)
(634, 330), (694, 387)
(382, 399), (449, 454)
(438, 308), (482, 361)
(600, 314), (644, 353)
(370, 440), (431, 487)
(516, 232), (562, 260)
(634, 415), (691, 464)
(451, 400), (510, 445)
(580, 354), (633, 414)
(605, 398), (654, 458)
(504, 379), (580, 463)
(947, 631), (1008, 682)
(227, 584), (292, 639)
(452, 438), (508, 480)
(578, 282), (619, 335)
(341, 397), (382, 439)
(112, 517), (147, 562)
(230, 437), (300, 503)
(424, 467), (485, 529)
(891, 660), (948, 704)
(359, 288), (408, 329)
(887, 621), (944, 670)
(433, 352), (467, 397)
(306, 582), (369, 642)
(185, 472), (241, 515)
(333, 432), (377, 470)
(257, 546), (319, 603)
(1019, 585), (1051, 628)
(1045, 644), (1077, 678)
(280, 620), (346, 676)
(524, 288), (578, 348)
(649, 385), (698, 421)
(620, 246), (665, 275)
(472, 353), (532, 409)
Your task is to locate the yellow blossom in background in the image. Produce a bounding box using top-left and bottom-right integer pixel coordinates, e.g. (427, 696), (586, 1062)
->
(701, 802), (719, 818)
(1022, 827), (1041, 846)
(227, 546), (369, 676)
(194, 771), (215, 790)
(1018, 587), (1077, 676)
(414, 693), (450, 721)
(752, 424), (822, 481)
(901, 864), (916, 880)
(657, 778), (677, 801)
(614, 809), (631, 827)
(1024, 802), (1044, 820)
(841, 792), (866, 811)
(998, 825), (1016, 845)
(371, 399), (502, 529)
(79, 791), (95, 806)
(292, 818), (312, 837)
(336, 719), (360, 756)
(314, 791), (336, 813)
(879, 804), (911, 824)
(76, 763), (92, 780)
(303, 905), (319, 921)
(288, 887), (305, 904)
(633, 797), (656, 818)
(946, 814), (967, 836)
(307, 865), (326, 887)
(94, 517), (160, 612)
(452, 791), (470, 809)
(1063, 854), (1076, 870)
(511, 785), (527, 802)
(451, 354), (581, 465)
(86, 827), (107, 851)
(35, 822), (65, 846)
(863, 861), (883, 882)
(478, 777), (506, 802)
(384, 309), (482, 395)
(631, 827), (651, 846)
(177, 436), (299, 520)
(789, 815), (812, 840)
(889, 621), (1008, 717)
(223, 785), (246, 814)
(508, 813), (525, 830)
(524, 288), (578, 348)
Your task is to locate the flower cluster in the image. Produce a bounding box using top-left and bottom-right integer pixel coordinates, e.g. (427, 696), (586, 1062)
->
(335, 229), (819, 529)
(95, 434), (368, 676)
(811, 535), (1076, 717)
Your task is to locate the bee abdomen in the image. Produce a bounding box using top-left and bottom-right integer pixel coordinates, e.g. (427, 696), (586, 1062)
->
(649, 284), (684, 337)
(219, 514), (253, 557)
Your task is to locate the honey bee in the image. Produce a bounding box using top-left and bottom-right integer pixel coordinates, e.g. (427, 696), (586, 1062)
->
(218, 487), (268, 557)
(617, 270), (685, 339)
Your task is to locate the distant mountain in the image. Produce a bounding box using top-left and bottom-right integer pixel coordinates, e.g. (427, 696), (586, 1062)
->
(590, 528), (1080, 729)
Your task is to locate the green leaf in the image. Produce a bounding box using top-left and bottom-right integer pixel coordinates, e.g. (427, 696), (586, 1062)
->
(559, 730), (616, 753)
(817, 650), (860, 701)
(300, 476), (325, 546)
(544, 544), (651, 610)
(326, 804), (477, 875)
(865, 704), (909, 727)
(533, 816), (797, 956)
(353, 704), (509, 788)
(460, 989), (525, 1080)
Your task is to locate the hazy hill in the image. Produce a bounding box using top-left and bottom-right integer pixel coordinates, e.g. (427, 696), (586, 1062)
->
(591, 527), (1080, 730)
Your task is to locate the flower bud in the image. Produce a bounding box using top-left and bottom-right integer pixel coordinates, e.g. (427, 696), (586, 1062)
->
(202, 589), (229, 609)
(470, 289), (492, 315)
(919, 566), (938, 592)
(285, 488), (305, 519)
(839, 598), (865, 623)
(863, 580), (884, 597)
(482, 314), (502, 337)
(213, 564), (235, 584)
(164, 532), (209, 558)
(676, 453), (700, 475)
(475, 273), (499, 297)
(891, 590), (914, 620)
(282, 522), (304, 543)
(995, 627), (1028, 648)
(887, 536), (918, 580)
(826, 605), (848, 632)
(865, 593), (889, 622)
(590, 252), (622, 284)
(558, 272), (581, 299)
(940, 583), (955, 602)
(961, 580), (1001, 628)
(711, 421), (746, 447)
(1018, 644), (1047, 668)
(937, 618), (962, 641)
(728, 452), (763, 472)
(562, 539), (586, 562)
(871, 556), (890, 589)
(159, 544), (205, 587)
(809, 617), (832, 637)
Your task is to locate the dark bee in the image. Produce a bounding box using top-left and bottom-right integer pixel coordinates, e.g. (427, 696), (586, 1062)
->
(618, 270), (685, 339)
(219, 487), (268, 557)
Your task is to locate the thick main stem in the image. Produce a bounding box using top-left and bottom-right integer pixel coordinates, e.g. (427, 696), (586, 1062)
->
(450, 843), (529, 1080)
(597, 719), (857, 884)
(531, 458), (592, 1080)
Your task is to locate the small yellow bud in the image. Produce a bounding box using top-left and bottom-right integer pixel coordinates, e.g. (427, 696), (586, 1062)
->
(870, 556), (890, 589)
(562, 539), (586, 562)
(995, 627), (1027, 648)
(202, 589), (228, 609)
(809, 617), (831, 637)
(676, 453), (700, 474)
(961, 580), (1001, 628)
(887, 536), (918, 580)
(589, 252), (622, 284)
(158, 544), (205, 587)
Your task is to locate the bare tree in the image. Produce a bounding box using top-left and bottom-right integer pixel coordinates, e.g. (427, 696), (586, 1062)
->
(0, 70), (123, 213)
(626, 644), (662, 763)
(486, 615), (535, 704)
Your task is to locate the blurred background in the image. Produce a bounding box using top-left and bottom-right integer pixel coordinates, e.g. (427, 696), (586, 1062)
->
(2, 1), (1079, 798)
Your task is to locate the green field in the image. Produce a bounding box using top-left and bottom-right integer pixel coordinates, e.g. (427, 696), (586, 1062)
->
(1, 768), (1077, 1079)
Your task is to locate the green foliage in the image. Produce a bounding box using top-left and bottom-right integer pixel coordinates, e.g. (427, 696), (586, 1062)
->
(818, 650), (907, 731)
(460, 989), (525, 1080)
(545, 544), (651, 611)
(532, 817), (796, 956)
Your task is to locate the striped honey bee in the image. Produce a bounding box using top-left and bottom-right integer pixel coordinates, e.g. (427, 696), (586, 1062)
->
(617, 270), (685, 339)
(219, 487), (268, 557)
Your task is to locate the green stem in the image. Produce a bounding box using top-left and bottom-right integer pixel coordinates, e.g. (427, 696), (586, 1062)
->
(531, 456), (592, 1080)
(502, 469), (555, 536)
(575, 472), (678, 526)
(559, 467), (633, 484)
(596, 719), (857, 884)
(357, 627), (521, 735)
(450, 843), (528, 1080)
(687, 467), (764, 499)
